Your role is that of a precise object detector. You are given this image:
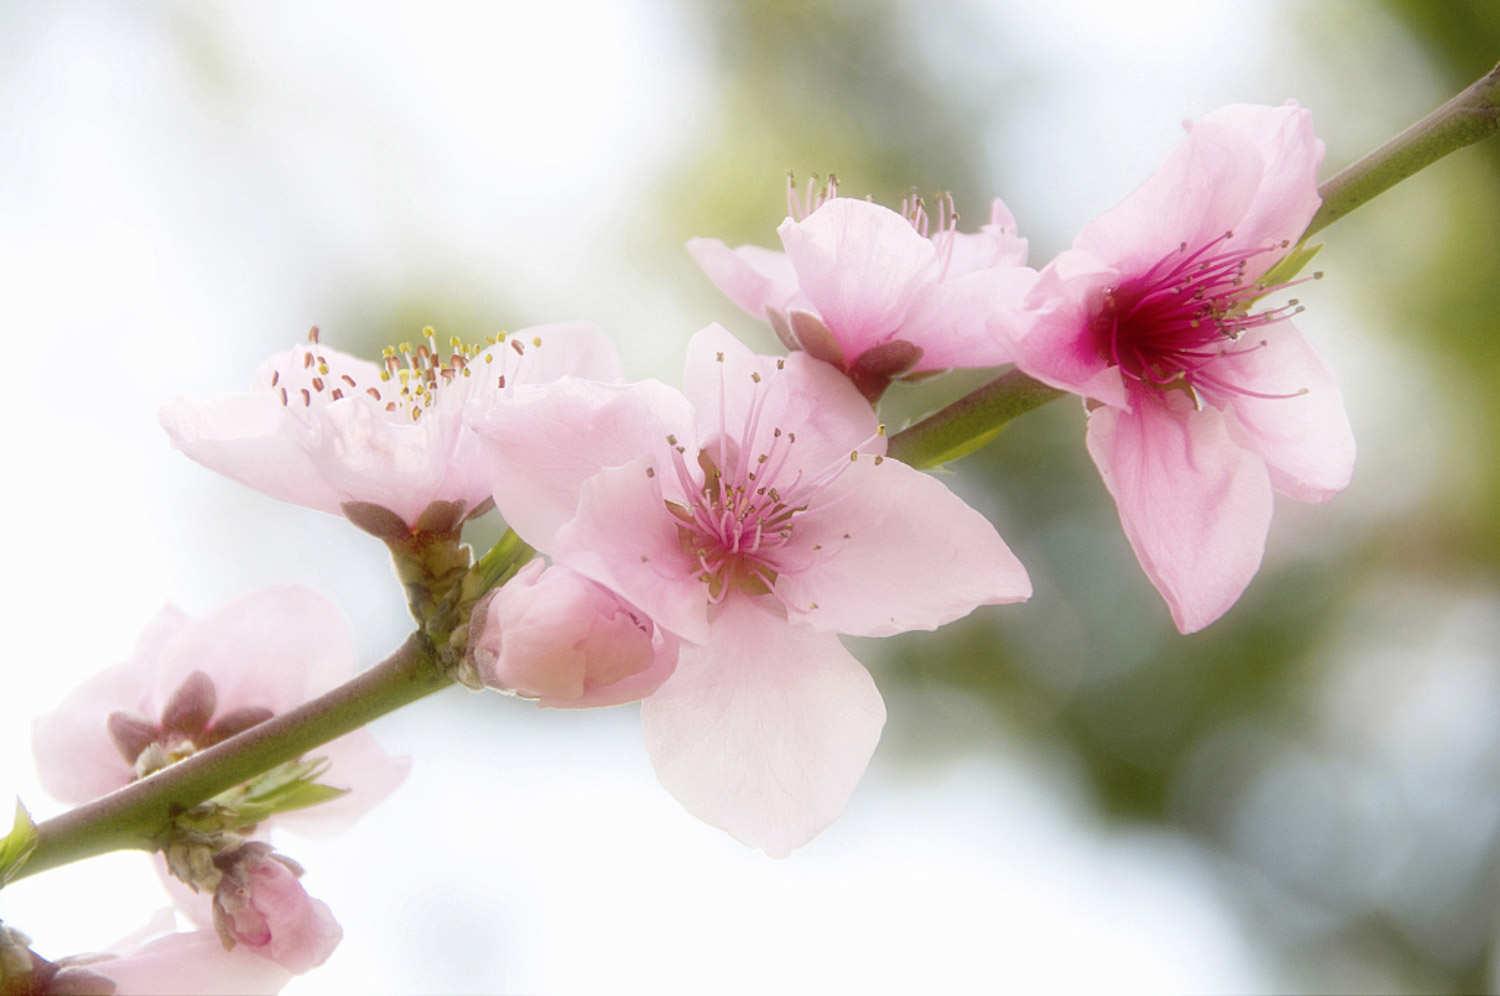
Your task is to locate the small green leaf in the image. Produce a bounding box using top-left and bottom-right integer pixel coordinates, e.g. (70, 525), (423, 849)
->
(200, 757), (349, 828)
(0, 801), (38, 886)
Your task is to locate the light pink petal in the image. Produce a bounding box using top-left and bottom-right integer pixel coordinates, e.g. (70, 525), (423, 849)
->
(305, 396), (462, 526)
(941, 198), (1029, 276)
(558, 629), (678, 709)
(686, 239), (805, 318)
(497, 321), (624, 385)
(900, 266), (1036, 371)
(1194, 102), (1325, 275)
(775, 456), (1031, 637)
(159, 393), (345, 516)
(150, 587), (353, 717)
(640, 598), (886, 857)
(471, 561), (678, 709)
(1086, 393), (1274, 634)
(1214, 320), (1355, 503)
(247, 861), (342, 972)
(777, 198), (938, 362)
(1076, 103), (1323, 281)
(552, 459), (710, 644)
(93, 928), (293, 995)
(31, 607), (191, 803)
(681, 323), (881, 478)
(1010, 250), (1129, 408)
(157, 860), (215, 929)
(469, 378), (695, 552)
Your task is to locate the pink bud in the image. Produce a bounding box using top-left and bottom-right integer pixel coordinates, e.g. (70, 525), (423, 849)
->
(469, 561), (677, 708)
(211, 846), (341, 974)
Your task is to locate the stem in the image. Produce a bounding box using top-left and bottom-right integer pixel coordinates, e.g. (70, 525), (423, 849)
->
(891, 62), (1500, 468)
(886, 370), (1062, 469)
(463, 529), (534, 603)
(12, 633), (451, 884)
(1305, 61), (1500, 238)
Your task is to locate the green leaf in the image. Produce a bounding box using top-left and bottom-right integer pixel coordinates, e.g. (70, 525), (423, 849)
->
(201, 757), (349, 827)
(0, 801), (38, 887)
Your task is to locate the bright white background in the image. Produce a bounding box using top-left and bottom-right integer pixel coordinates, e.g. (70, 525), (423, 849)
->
(1, 1), (1491, 992)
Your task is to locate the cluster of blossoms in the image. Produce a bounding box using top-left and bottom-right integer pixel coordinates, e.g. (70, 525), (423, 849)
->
(9, 101), (1353, 992)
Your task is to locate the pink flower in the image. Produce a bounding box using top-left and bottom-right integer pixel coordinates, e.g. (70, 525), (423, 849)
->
(208, 844), (342, 974)
(470, 324), (1031, 855)
(32, 587), (409, 834)
(1008, 103), (1356, 633)
(688, 180), (1035, 400)
(468, 559), (678, 708)
(160, 323), (622, 529)
(87, 911), (294, 995)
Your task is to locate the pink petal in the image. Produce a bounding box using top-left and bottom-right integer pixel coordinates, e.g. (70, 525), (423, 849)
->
(681, 323), (881, 478)
(640, 598), (886, 857)
(32, 607), (191, 803)
(470, 560), (677, 709)
(552, 459), (710, 644)
(470, 378), (695, 552)
(1076, 103), (1323, 282)
(159, 393), (345, 516)
(900, 266), (1036, 371)
(305, 395), (464, 526)
(561, 628), (678, 709)
(246, 860), (343, 973)
(93, 928), (293, 995)
(497, 321), (624, 385)
(1011, 250), (1129, 408)
(941, 198), (1029, 276)
(775, 456), (1031, 637)
(685, 239), (805, 318)
(1194, 102), (1325, 274)
(149, 587), (353, 717)
(777, 198), (938, 363)
(1212, 320), (1355, 503)
(1086, 392), (1274, 634)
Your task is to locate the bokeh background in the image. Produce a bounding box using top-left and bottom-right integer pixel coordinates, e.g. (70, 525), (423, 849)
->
(2, 1), (1498, 992)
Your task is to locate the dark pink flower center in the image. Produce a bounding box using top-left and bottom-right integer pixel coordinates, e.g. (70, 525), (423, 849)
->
(1096, 232), (1318, 403)
(656, 356), (884, 603)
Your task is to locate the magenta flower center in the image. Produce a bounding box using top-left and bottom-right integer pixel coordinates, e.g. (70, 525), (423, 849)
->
(1096, 232), (1317, 403)
(660, 358), (883, 603)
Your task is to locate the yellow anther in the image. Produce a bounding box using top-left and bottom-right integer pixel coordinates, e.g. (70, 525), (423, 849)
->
(531, 336), (542, 347)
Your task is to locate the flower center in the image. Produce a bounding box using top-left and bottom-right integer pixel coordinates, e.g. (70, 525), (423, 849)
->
(657, 355), (885, 604)
(107, 671), (273, 780)
(270, 325), (544, 422)
(1097, 232), (1320, 404)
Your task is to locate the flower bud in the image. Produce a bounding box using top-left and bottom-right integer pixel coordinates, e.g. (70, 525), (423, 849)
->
(211, 843), (341, 973)
(468, 561), (677, 708)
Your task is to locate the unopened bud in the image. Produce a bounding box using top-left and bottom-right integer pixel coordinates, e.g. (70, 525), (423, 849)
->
(210, 843), (341, 973)
(467, 561), (677, 708)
